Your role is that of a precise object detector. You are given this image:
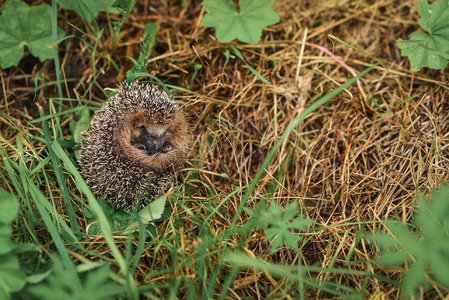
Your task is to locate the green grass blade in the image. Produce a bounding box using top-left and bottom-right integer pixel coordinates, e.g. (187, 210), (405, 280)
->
(229, 44), (270, 84)
(39, 107), (80, 234)
(31, 106), (98, 124)
(51, 0), (63, 129)
(129, 211), (147, 275)
(26, 177), (82, 289)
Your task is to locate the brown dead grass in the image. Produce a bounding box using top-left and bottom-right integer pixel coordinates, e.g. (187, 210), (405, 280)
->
(2, 0), (449, 298)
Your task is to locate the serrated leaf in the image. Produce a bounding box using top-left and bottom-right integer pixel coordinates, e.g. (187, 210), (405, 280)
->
(289, 216), (315, 230)
(283, 201), (299, 221)
(111, 0), (135, 41)
(367, 232), (400, 250)
(126, 23), (158, 82)
(27, 258), (115, 300)
(375, 250), (410, 266)
(402, 260), (427, 298)
(397, 0), (449, 71)
(431, 254), (449, 286)
(0, 0), (65, 68)
(367, 183), (449, 297)
(202, 0), (280, 44)
(262, 201), (314, 253)
(245, 200), (314, 253)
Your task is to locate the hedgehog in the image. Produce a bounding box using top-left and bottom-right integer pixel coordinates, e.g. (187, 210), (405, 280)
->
(78, 82), (191, 211)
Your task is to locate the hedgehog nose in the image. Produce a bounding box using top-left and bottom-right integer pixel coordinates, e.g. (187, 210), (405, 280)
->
(149, 140), (163, 153)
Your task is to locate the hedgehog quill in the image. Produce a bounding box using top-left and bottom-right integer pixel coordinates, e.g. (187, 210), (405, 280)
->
(79, 82), (191, 211)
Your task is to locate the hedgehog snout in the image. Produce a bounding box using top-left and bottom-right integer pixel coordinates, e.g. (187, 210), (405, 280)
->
(146, 139), (168, 154)
(132, 135), (173, 156)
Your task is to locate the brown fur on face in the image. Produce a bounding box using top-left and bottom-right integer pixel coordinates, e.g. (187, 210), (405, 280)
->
(115, 110), (190, 174)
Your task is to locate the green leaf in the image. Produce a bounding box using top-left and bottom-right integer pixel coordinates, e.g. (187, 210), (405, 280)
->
(402, 260), (427, 297)
(0, 226), (14, 255)
(25, 270), (52, 285)
(367, 183), (449, 297)
(27, 258), (117, 300)
(0, 255), (26, 299)
(111, 0), (135, 41)
(0, 0), (65, 68)
(86, 195), (167, 235)
(202, 0), (280, 44)
(246, 200), (314, 253)
(244, 198), (268, 228)
(126, 23), (158, 83)
(0, 191), (19, 225)
(0, 191), (18, 255)
(122, 195), (167, 234)
(57, 0), (119, 21)
(71, 106), (91, 144)
(397, 0), (449, 71)
(92, 204), (156, 238)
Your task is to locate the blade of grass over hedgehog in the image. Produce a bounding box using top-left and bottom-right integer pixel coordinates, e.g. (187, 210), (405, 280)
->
(51, 141), (139, 299)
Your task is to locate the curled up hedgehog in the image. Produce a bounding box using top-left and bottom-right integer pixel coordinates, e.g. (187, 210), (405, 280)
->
(78, 82), (191, 211)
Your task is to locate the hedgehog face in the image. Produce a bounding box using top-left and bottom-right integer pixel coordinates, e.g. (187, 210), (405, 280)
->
(130, 125), (174, 156)
(116, 110), (190, 174)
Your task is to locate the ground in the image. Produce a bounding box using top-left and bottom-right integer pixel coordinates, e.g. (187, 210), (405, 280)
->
(1, 0), (449, 299)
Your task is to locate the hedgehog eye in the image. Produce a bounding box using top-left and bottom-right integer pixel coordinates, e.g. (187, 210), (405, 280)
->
(136, 144), (147, 150)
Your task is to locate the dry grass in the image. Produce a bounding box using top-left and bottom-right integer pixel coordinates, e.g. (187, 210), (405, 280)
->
(1, 0), (449, 298)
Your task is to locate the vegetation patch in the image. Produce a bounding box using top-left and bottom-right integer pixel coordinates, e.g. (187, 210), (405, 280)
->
(1, 0), (448, 299)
